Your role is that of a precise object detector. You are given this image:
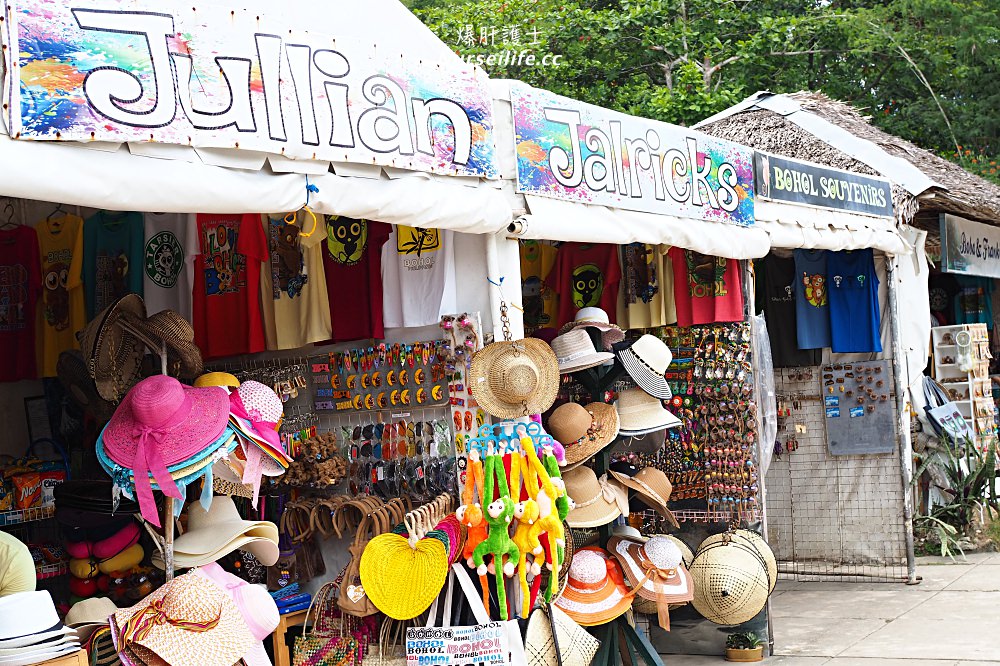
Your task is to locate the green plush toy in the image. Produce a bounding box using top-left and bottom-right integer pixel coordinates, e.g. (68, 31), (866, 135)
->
(472, 445), (520, 620)
(543, 450), (571, 568)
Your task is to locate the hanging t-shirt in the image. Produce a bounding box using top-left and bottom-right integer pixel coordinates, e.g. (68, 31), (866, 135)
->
(668, 248), (743, 328)
(35, 215), (85, 377)
(759, 255), (822, 368)
(382, 226), (457, 328)
(0, 226), (41, 381)
(259, 214), (332, 350)
(828, 249), (882, 353)
(142, 213), (197, 320)
(321, 216), (391, 343)
(82, 211), (144, 319)
(520, 240), (558, 330)
(192, 213), (268, 360)
(928, 272), (959, 326)
(792, 249), (832, 350)
(619, 244), (677, 329)
(551, 243), (622, 327)
(954, 275), (994, 330)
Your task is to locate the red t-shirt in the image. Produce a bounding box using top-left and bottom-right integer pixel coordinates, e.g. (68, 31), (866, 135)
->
(192, 214), (268, 359)
(0, 226), (41, 381)
(551, 243), (622, 327)
(669, 248), (744, 327)
(320, 217), (391, 343)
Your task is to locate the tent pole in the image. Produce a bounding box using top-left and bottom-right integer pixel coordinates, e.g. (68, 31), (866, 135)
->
(887, 258), (918, 584)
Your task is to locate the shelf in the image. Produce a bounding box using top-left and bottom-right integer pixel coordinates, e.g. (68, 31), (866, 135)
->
(35, 561), (68, 580)
(0, 506), (55, 527)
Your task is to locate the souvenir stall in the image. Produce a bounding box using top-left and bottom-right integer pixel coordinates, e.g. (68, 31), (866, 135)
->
(0, 2), (522, 666)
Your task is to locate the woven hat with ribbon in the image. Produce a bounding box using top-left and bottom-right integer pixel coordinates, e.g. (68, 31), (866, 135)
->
(549, 328), (615, 374)
(557, 307), (625, 350)
(554, 547), (632, 627)
(111, 571), (254, 666)
(100, 375), (230, 526)
(689, 536), (771, 625)
(607, 534), (693, 630)
(77, 294), (147, 402)
(608, 463), (680, 529)
(564, 466), (628, 529)
(228, 380), (291, 503)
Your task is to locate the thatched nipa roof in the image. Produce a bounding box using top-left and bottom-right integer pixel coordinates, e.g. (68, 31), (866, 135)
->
(697, 91), (1000, 228)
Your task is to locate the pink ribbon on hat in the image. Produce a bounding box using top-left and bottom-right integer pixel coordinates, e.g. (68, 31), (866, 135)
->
(131, 426), (184, 528)
(229, 391), (281, 505)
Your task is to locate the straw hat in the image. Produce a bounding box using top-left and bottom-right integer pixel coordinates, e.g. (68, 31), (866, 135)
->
(564, 466), (628, 528)
(359, 532), (449, 620)
(524, 603), (600, 666)
(123, 309), (203, 377)
(229, 381), (291, 466)
(607, 535), (693, 604)
(77, 294), (147, 402)
(549, 329), (615, 374)
(85, 626), (121, 666)
(548, 402), (620, 466)
(57, 350), (116, 422)
(616, 388), (682, 436)
(554, 548), (632, 627)
(469, 339), (559, 419)
(700, 530), (776, 593)
(152, 496), (279, 569)
(195, 372), (240, 390)
(608, 463), (680, 529)
(558, 307), (625, 350)
(195, 562), (279, 666)
(689, 538), (770, 625)
(65, 597), (118, 643)
(615, 335), (673, 399)
(101, 376), (230, 526)
(112, 571), (254, 666)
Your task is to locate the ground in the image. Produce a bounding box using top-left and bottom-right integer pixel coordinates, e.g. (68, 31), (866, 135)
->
(669, 553), (1000, 664)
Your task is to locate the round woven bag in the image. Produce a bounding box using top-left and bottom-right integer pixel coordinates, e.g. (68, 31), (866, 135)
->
(699, 529), (776, 593)
(632, 534), (695, 615)
(688, 538), (770, 625)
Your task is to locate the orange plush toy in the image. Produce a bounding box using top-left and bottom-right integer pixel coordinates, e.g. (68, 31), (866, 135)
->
(456, 447), (490, 611)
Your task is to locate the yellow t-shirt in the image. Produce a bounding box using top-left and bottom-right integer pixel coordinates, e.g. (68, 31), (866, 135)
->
(520, 240), (558, 330)
(260, 214), (332, 350)
(35, 215), (86, 376)
(0, 531), (35, 597)
(618, 244), (677, 329)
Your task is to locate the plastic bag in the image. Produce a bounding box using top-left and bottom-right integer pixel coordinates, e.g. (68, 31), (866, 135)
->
(751, 312), (777, 476)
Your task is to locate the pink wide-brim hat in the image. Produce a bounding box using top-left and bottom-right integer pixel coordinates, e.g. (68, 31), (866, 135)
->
(103, 376), (229, 525)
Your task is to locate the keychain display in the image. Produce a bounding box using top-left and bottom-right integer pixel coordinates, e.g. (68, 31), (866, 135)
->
(311, 341), (450, 413)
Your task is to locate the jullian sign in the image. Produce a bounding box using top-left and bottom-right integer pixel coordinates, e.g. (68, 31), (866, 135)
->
(510, 83), (754, 226)
(940, 213), (1000, 279)
(754, 152), (893, 218)
(3, 0), (499, 178)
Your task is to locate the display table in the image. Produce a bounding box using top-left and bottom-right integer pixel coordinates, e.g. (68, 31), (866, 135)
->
(272, 610), (309, 666)
(36, 650), (88, 666)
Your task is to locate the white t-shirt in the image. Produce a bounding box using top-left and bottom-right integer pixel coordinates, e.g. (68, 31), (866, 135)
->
(143, 213), (197, 320)
(382, 225), (457, 328)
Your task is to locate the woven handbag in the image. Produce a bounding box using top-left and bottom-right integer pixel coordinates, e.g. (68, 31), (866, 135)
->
(293, 581), (360, 666)
(525, 603), (600, 666)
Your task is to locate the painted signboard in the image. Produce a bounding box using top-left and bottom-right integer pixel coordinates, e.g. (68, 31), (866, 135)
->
(754, 152), (893, 218)
(3, 0), (499, 178)
(940, 213), (1000, 279)
(510, 82), (754, 226)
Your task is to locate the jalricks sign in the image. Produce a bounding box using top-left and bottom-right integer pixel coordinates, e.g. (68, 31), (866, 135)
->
(510, 83), (754, 226)
(2, 0), (499, 178)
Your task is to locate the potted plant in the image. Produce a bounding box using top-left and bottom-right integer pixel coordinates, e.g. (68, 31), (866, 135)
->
(725, 632), (764, 662)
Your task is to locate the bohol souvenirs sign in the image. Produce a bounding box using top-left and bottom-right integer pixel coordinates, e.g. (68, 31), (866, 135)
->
(3, 0), (499, 178)
(940, 213), (1000, 279)
(510, 83), (754, 226)
(754, 152), (893, 218)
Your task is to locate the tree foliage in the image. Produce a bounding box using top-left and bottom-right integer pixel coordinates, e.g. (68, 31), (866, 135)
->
(407, 0), (1000, 183)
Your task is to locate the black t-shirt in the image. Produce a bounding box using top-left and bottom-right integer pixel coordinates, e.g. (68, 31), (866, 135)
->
(760, 255), (822, 368)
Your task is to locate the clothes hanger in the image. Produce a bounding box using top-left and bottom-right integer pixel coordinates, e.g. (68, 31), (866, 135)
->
(0, 200), (17, 230)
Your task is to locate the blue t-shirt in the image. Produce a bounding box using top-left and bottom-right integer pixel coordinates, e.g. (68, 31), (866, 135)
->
(83, 211), (144, 318)
(954, 275), (994, 330)
(793, 249), (831, 349)
(828, 249), (882, 353)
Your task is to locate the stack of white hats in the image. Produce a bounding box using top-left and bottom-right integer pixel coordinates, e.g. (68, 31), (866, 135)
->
(0, 591), (81, 665)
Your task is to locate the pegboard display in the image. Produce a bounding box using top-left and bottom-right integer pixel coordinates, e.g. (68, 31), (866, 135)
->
(765, 367), (907, 581)
(821, 360), (895, 456)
